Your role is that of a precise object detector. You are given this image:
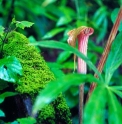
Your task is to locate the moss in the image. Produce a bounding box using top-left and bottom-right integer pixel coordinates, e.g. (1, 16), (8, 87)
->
(38, 104), (55, 124)
(53, 95), (72, 124)
(3, 31), (55, 94)
(2, 31), (72, 124)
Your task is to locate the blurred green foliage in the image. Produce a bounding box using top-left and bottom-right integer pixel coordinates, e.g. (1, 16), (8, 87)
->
(32, 30), (122, 123)
(0, 0), (122, 123)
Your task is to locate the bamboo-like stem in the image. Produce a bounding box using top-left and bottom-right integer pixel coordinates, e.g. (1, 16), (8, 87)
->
(86, 6), (122, 101)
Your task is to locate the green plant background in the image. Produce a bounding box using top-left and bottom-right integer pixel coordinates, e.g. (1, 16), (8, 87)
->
(0, 0), (122, 124)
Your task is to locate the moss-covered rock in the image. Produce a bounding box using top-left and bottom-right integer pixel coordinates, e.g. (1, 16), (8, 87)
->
(53, 95), (72, 124)
(3, 31), (55, 94)
(2, 31), (72, 124)
(38, 104), (55, 124)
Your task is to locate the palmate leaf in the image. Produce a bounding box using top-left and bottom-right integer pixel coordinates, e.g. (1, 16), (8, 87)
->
(32, 74), (101, 114)
(84, 85), (107, 124)
(105, 31), (122, 84)
(107, 90), (122, 124)
(32, 41), (103, 81)
(0, 56), (22, 83)
(109, 86), (122, 98)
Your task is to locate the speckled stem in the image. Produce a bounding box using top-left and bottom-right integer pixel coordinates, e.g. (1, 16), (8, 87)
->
(86, 6), (122, 102)
(78, 34), (89, 124)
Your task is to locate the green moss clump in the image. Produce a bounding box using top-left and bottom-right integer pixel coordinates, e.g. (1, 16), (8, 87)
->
(38, 105), (55, 124)
(2, 31), (72, 124)
(53, 95), (72, 124)
(3, 31), (55, 94)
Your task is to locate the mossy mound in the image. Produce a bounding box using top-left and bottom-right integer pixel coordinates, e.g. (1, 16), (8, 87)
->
(2, 31), (72, 124)
(3, 31), (55, 94)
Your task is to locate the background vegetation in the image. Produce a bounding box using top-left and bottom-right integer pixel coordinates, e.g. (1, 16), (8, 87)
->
(0, 0), (122, 124)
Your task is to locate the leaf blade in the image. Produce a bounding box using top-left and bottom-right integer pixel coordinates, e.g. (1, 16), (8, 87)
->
(0, 26), (5, 36)
(84, 85), (107, 124)
(107, 90), (122, 124)
(105, 31), (122, 84)
(0, 56), (23, 83)
(42, 28), (65, 39)
(32, 41), (103, 81)
(32, 74), (101, 114)
(17, 117), (36, 124)
(16, 21), (34, 29)
(0, 109), (5, 117)
(0, 91), (17, 104)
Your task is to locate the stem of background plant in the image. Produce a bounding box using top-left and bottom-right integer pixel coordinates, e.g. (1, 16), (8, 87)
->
(86, 6), (122, 101)
(67, 27), (94, 124)
(0, 24), (12, 58)
(0, 31), (9, 58)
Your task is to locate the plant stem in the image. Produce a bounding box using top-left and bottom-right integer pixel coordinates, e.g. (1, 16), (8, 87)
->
(67, 27), (94, 124)
(0, 30), (9, 58)
(86, 6), (122, 101)
(78, 35), (88, 124)
(6, 0), (15, 27)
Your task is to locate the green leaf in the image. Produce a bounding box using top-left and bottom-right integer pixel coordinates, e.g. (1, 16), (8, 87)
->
(48, 62), (74, 69)
(32, 73), (101, 114)
(50, 68), (65, 78)
(109, 86), (122, 90)
(93, 6), (107, 27)
(0, 56), (23, 83)
(111, 8), (122, 31)
(42, 0), (56, 6)
(32, 41), (103, 81)
(0, 81), (8, 90)
(12, 17), (16, 24)
(65, 86), (79, 108)
(17, 117), (36, 124)
(0, 120), (6, 124)
(10, 121), (19, 124)
(16, 21), (34, 29)
(56, 51), (71, 63)
(84, 85), (107, 124)
(0, 109), (5, 117)
(6, 120), (19, 124)
(96, 18), (107, 43)
(0, 92), (17, 104)
(12, 18), (34, 29)
(0, 26), (5, 36)
(56, 16), (72, 26)
(109, 86), (122, 98)
(42, 28), (65, 39)
(105, 32), (122, 84)
(107, 90), (122, 124)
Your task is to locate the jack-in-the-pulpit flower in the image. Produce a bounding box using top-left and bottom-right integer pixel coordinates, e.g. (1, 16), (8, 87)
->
(67, 26), (94, 124)
(67, 26), (94, 73)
